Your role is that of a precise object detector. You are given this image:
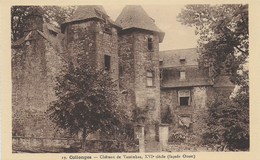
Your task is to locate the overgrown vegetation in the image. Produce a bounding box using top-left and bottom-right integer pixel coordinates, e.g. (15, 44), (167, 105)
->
(161, 106), (174, 124)
(178, 4), (249, 151)
(48, 64), (128, 150)
(203, 95), (249, 151)
(11, 6), (75, 41)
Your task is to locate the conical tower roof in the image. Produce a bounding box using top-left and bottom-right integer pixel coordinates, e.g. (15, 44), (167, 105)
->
(64, 5), (107, 23)
(61, 5), (120, 32)
(116, 5), (164, 42)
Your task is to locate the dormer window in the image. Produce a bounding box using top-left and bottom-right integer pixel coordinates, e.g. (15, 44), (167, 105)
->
(180, 71), (186, 80)
(159, 58), (163, 65)
(49, 30), (58, 37)
(148, 37), (154, 51)
(180, 55), (186, 64)
(104, 24), (112, 35)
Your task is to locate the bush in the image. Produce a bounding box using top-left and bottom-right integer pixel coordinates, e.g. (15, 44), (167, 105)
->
(202, 97), (249, 151)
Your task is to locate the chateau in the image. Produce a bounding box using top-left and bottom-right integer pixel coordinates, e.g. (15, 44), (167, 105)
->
(12, 5), (234, 151)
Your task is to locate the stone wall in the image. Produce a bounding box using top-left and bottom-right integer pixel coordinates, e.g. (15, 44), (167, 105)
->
(65, 20), (119, 80)
(160, 86), (214, 132)
(95, 24), (119, 81)
(12, 137), (138, 153)
(12, 32), (48, 111)
(65, 21), (97, 67)
(12, 33), (65, 138)
(118, 32), (136, 116)
(118, 30), (161, 124)
(133, 31), (161, 124)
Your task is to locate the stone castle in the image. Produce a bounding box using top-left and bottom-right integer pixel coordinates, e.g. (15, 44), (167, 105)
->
(12, 5), (234, 149)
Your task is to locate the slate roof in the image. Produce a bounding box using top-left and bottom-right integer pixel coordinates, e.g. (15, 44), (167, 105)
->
(116, 5), (164, 42)
(213, 75), (234, 88)
(161, 77), (213, 88)
(61, 5), (121, 32)
(12, 22), (64, 53)
(159, 48), (214, 88)
(159, 48), (199, 68)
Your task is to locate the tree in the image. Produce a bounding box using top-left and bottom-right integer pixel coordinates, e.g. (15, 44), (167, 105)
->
(48, 64), (128, 149)
(202, 96), (249, 151)
(178, 4), (249, 150)
(161, 106), (174, 124)
(177, 4), (248, 83)
(11, 6), (75, 41)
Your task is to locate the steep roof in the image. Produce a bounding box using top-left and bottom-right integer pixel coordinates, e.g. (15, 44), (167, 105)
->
(12, 23), (64, 53)
(116, 5), (164, 42)
(213, 75), (235, 88)
(159, 48), (199, 68)
(61, 5), (120, 32)
(63, 5), (107, 23)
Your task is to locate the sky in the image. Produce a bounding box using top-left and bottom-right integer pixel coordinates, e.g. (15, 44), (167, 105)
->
(104, 5), (198, 51)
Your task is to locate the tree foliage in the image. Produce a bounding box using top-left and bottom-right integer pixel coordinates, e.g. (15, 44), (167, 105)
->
(161, 106), (174, 124)
(178, 4), (249, 151)
(177, 4), (248, 83)
(48, 64), (128, 148)
(11, 6), (75, 41)
(202, 96), (249, 151)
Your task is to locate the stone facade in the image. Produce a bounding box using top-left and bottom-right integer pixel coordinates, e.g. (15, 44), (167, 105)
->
(64, 20), (119, 82)
(119, 30), (161, 124)
(12, 5), (234, 148)
(12, 23), (65, 138)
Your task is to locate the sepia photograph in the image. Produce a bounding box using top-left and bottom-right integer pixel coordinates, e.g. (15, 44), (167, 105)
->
(10, 4), (249, 154)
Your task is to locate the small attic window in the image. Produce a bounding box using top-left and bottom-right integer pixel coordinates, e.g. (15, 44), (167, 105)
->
(104, 24), (112, 35)
(49, 30), (58, 37)
(148, 37), (154, 51)
(180, 71), (186, 80)
(159, 58), (163, 65)
(180, 56), (186, 64)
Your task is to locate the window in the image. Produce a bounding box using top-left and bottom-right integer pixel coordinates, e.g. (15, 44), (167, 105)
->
(104, 55), (111, 71)
(178, 90), (190, 106)
(180, 71), (186, 80)
(146, 71), (154, 87)
(179, 55), (186, 64)
(148, 37), (153, 51)
(49, 30), (58, 37)
(159, 58), (163, 65)
(104, 24), (112, 34)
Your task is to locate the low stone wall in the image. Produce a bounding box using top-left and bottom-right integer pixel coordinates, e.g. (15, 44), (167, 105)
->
(13, 136), (78, 148)
(12, 136), (138, 153)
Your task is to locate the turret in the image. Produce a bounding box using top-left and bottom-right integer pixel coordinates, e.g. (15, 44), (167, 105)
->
(116, 5), (164, 129)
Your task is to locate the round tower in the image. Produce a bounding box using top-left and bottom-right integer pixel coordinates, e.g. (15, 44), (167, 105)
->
(116, 5), (165, 131)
